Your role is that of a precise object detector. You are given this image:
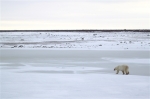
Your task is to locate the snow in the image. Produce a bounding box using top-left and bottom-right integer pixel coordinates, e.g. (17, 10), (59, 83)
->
(0, 32), (150, 50)
(102, 57), (150, 64)
(1, 73), (150, 99)
(0, 32), (150, 99)
(0, 49), (150, 99)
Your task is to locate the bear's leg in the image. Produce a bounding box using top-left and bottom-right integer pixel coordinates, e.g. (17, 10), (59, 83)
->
(116, 70), (119, 74)
(126, 71), (129, 75)
(122, 71), (125, 75)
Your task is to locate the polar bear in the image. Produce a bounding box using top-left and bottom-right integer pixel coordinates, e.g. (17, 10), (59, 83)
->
(114, 65), (129, 75)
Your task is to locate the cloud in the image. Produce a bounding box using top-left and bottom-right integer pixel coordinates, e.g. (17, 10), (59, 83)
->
(1, 0), (149, 29)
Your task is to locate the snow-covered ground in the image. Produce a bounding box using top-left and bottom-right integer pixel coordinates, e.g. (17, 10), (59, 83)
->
(0, 32), (150, 99)
(0, 49), (150, 99)
(1, 73), (149, 99)
(0, 32), (150, 50)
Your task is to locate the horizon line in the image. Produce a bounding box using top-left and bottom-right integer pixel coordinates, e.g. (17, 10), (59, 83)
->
(0, 29), (150, 32)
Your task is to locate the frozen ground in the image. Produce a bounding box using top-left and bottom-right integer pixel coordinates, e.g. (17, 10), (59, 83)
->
(0, 49), (150, 99)
(0, 32), (150, 50)
(0, 32), (150, 98)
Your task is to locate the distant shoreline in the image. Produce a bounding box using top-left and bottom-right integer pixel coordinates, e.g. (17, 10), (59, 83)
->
(0, 29), (150, 32)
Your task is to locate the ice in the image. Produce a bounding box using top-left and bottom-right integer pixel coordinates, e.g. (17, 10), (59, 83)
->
(1, 72), (150, 99)
(102, 57), (150, 64)
(0, 31), (150, 99)
(0, 49), (150, 99)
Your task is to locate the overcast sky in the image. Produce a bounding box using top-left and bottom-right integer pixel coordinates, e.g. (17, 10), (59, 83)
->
(0, 0), (149, 30)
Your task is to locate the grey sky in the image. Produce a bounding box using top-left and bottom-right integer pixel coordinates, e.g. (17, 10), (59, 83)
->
(0, 0), (149, 30)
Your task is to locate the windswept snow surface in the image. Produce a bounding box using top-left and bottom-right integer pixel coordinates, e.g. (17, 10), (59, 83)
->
(1, 73), (150, 99)
(0, 32), (150, 50)
(0, 49), (150, 99)
(0, 32), (150, 99)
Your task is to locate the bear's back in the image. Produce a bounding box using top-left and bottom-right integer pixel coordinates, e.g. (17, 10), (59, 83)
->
(118, 65), (128, 71)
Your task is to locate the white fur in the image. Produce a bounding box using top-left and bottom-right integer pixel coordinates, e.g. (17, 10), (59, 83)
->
(114, 65), (129, 75)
